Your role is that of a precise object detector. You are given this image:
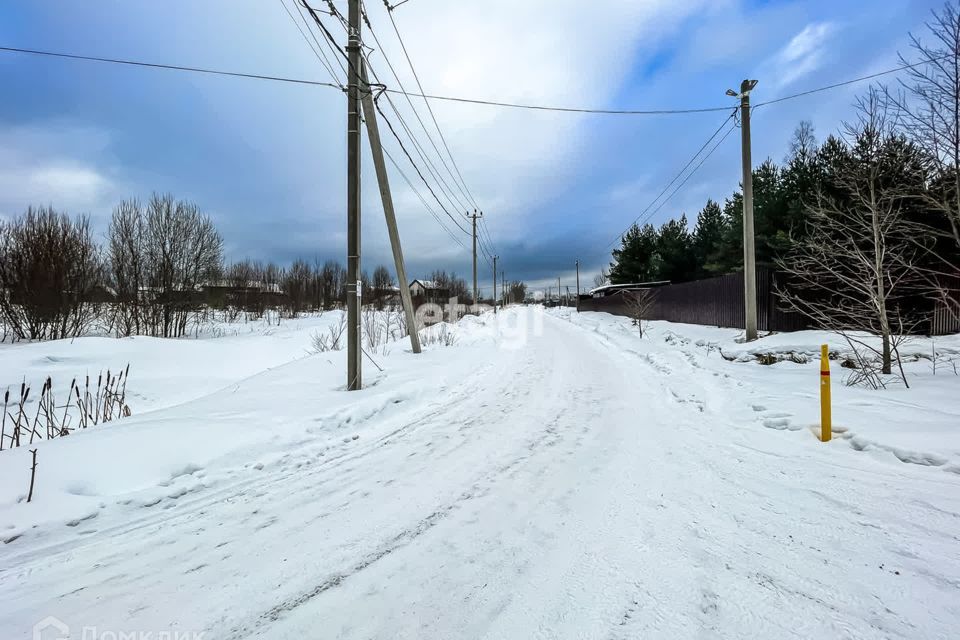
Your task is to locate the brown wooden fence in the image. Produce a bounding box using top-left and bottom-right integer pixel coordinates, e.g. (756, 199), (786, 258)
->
(579, 268), (960, 335)
(578, 268), (807, 332)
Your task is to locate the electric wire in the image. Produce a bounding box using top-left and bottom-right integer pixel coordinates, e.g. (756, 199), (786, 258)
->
(300, 1), (474, 246)
(605, 108), (737, 249)
(0, 45), (341, 89)
(290, 0), (347, 82)
(384, 2), (480, 209)
(636, 118), (738, 233)
(382, 147), (467, 249)
(360, 5), (473, 212)
(1, 46), (951, 116)
(375, 100), (472, 235)
(298, 0), (349, 80)
(278, 0), (342, 86)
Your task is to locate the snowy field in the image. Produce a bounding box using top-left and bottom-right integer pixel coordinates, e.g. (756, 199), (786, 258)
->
(1, 306), (959, 639)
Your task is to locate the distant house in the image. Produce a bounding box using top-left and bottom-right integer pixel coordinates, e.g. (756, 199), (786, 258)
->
(409, 279), (449, 304)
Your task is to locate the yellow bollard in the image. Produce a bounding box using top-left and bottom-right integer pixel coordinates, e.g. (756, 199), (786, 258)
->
(820, 344), (831, 442)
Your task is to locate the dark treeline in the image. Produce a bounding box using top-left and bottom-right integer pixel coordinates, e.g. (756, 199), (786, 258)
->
(609, 118), (957, 287)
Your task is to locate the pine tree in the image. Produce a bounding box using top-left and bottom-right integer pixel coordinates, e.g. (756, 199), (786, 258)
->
(609, 223), (660, 283)
(692, 199), (726, 277)
(656, 214), (696, 283)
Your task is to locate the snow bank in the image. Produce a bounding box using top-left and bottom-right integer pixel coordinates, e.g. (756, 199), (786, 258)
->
(0, 310), (505, 540)
(557, 308), (960, 474)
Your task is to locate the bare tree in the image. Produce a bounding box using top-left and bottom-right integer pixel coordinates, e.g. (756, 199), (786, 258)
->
(0, 206), (102, 340)
(777, 90), (934, 385)
(319, 260), (345, 310)
(507, 280), (527, 304)
(371, 265), (395, 310)
(107, 199), (147, 336)
(107, 194), (223, 337)
(283, 258), (312, 316)
(592, 268), (609, 289)
(623, 288), (655, 338)
(787, 120), (818, 162)
(894, 1), (960, 322)
(430, 269), (469, 302)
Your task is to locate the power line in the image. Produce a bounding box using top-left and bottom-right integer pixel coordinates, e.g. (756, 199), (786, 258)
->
(292, 3), (472, 251)
(360, 5), (473, 212)
(605, 109), (737, 249)
(371, 72), (473, 220)
(301, 0), (468, 231)
(278, 0), (343, 86)
(0, 45), (342, 89)
(382, 146), (467, 249)
(298, 1), (351, 79)
(479, 216), (498, 258)
(361, 48), (473, 219)
(2, 45), (952, 117)
(636, 118), (738, 232)
(754, 52), (954, 108)
(597, 118), (738, 264)
(292, 0), (348, 79)
(375, 99), (472, 235)
(385, 3), (480, 209)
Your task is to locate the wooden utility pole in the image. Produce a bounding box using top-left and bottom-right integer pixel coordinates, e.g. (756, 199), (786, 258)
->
(501, 270), (506, 306)
(557, 277), (561, 306)
(575, 260), (580, 312)
(346, 0), (362, 389)
(358, 60), (421, 354)
(730, 78), (759, 341)
(492, 255), (498, 314)
(469, 210), (482, 310)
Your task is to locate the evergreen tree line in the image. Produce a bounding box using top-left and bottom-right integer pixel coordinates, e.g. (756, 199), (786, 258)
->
(608, 117), (958, 287)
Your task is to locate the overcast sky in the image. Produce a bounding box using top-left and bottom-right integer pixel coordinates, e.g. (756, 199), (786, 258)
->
(0, 0), (946, 293)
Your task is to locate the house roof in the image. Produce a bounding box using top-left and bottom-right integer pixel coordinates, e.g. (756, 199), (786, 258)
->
(410, 279), (446, 290)
(589, 281), (670, 295)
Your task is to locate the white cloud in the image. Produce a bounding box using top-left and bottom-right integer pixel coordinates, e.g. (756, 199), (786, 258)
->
(0, 124), (120, 223)
(770, 22), (837, 89)
(352, 0), (714, 249)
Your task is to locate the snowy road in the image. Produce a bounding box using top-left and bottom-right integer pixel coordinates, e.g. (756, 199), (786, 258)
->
(3, 308), (959, 638)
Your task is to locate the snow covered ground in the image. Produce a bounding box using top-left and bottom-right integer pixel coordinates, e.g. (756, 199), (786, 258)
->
(2, 307), (959, 639)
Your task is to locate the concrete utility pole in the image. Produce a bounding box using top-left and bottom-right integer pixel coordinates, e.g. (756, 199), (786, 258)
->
(557, 277), (561, 306)
(469, 210), (482, 310)
(575, 260), (580, 312)
(492, 255), (498, 314)
(358, 60), (420, 354)
(727, 79), (759, 341)
(501, 270), (505, 306)
(346, 0), (362, 389)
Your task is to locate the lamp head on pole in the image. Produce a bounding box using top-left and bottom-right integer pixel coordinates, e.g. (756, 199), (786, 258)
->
(726, 80), (758, 99)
